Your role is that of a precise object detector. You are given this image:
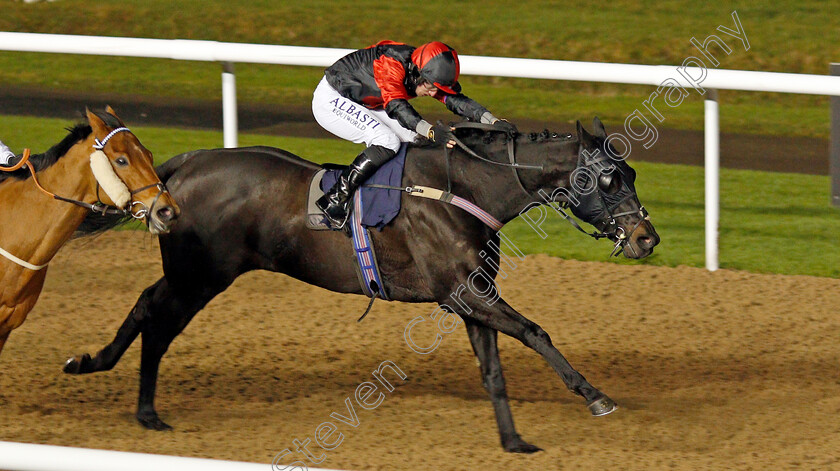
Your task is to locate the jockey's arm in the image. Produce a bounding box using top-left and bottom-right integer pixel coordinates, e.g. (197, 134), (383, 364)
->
(441, 93), (499, 124)
(0, 139), (16, 166)
(384, 98), (430, 135)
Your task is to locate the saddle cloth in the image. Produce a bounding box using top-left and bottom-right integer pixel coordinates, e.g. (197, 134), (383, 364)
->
(306, 143), (407, 231)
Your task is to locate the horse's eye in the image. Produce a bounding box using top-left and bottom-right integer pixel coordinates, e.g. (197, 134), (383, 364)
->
(598, 172), (621, 193)
(115, 156), (129, 167)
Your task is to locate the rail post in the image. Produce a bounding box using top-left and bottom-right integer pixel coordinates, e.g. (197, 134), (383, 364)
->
(222, 61), (238, 148)
(831, 63), (840, 207)
(705, 88), (720, 271)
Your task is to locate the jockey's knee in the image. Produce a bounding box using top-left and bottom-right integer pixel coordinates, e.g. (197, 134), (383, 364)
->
(368, 134), (402, 153)
(363, 145), (397, 166)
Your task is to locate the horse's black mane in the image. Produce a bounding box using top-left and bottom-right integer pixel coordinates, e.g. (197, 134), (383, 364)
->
(0, 110), (120, 184)
(527, 129), (574, 143)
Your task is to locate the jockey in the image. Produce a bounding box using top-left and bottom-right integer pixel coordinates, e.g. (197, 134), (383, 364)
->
(0, 139), (16, 168)
(312, 40), (517, 229)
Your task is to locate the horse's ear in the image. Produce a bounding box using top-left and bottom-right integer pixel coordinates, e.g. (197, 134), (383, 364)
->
(592, 117), (607, 139)
(576, 120), (592, 142)
(104, 105), (126, 127)
(86, 107), (108, 136)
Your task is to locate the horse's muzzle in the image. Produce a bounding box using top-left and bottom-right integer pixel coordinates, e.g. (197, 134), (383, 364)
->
(148, 204), (178, 234)
(622, 222), (660, 259)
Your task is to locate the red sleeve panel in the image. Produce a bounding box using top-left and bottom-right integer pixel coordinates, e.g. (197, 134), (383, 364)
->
(372, 56), (410, 107)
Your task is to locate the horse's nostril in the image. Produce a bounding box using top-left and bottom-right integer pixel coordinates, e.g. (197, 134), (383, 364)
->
(155, 206), (176, 222)
(638, 235), (657, 249)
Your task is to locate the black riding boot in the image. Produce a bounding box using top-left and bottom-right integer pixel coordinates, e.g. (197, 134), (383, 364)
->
(316, 145), (396, 229)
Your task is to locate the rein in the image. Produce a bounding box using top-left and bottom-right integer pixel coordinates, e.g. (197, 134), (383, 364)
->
(369, 122), (648, 257)
(25, 162), (131, 216)
(437, 122), (648, 256)
(1, 148), (32, 172)
(444, 121), (543, 196)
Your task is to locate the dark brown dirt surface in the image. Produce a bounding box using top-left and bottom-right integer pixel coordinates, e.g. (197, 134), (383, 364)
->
(0, 85), (829, 175)
(2, 232), (840, 470)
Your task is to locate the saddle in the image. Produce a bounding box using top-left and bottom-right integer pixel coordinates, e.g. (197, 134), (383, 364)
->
(304, 144), (408, 305)
(305, 143), (408, 231)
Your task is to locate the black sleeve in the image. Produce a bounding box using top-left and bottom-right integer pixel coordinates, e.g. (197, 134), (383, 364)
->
(444, 93), (490, 122)
(385, 99), (424, 131)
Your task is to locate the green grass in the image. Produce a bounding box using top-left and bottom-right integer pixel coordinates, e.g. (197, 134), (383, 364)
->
(4, 114), (838, 278)
(0, 1), (837, 138)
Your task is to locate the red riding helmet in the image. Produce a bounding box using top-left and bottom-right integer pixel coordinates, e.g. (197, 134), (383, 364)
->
(411, 41), (461, 95)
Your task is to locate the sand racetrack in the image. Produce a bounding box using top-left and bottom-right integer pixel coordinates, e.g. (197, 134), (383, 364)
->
(1, 231), (840, 470)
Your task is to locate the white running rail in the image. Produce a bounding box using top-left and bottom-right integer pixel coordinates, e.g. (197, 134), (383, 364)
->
(1, 32), (839, 270)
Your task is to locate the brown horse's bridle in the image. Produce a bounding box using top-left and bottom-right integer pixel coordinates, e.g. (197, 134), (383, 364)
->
(27, 127), (169, 220)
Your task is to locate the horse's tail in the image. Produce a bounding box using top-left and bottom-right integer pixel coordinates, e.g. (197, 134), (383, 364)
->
(73, 151), (196, 238)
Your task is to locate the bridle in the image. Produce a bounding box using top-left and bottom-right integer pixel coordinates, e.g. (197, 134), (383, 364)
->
(29, 127), (168, 221)
(445, 122), (649, 257)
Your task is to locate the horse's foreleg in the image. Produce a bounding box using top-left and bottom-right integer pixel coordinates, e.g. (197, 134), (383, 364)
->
(463, 316), (541, 453)
(64, 279), (162, 375)
(0, 331), (9, 358)
(464, 296), (616, 416)
(0, 298), (39, 362)
(135, 277), (230, 431)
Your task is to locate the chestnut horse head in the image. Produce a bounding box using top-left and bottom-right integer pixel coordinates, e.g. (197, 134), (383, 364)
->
(0, 107), (179, 358)
(83, 106), (179, 234)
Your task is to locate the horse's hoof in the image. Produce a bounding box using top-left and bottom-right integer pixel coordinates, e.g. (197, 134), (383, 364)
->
(137, 412), (173, 431)
(587, 395), (618, 416)
(62, 354), (91, 374)
(503, 439), (543, 454)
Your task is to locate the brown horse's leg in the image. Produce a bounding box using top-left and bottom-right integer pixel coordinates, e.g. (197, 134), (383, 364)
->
(0, 300), (38, 361)
(0, 331), (9, 358)
(463, 316), (541, 453)
(463, 296), (615, 415)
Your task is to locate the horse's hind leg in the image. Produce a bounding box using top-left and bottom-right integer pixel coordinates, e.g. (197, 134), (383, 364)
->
(64, 280), (162, 374)
(464, 296), (616, 416)
(463, 317), (541, 453)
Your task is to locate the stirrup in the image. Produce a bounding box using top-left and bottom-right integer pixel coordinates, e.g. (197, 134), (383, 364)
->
(316, 197), (351, 230)
(324, 211), (350, 230)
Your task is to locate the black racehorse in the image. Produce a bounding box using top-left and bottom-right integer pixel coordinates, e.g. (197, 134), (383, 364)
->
(66, 118), (659, 453)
